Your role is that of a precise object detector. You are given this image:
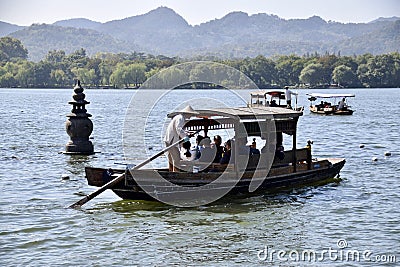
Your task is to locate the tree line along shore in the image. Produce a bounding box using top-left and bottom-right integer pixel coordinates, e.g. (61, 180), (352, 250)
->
(1, 37), (399, 89)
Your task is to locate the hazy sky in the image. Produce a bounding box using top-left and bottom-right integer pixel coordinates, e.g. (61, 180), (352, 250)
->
(1, 0), (399, 26)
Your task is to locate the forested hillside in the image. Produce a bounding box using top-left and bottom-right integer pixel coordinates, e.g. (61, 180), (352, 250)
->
(0, 21), (23, 37)
(1, 7), (399, 61)
(1, 36), (399, 89)
(9, 24), (141, 61)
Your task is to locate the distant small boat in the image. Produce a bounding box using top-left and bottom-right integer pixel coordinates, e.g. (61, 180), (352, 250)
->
(307, 93), (355, 115)
(249, 90), (304, 111)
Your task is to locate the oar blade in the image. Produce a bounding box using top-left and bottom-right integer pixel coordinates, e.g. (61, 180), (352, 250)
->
(68, 173), (125, 209)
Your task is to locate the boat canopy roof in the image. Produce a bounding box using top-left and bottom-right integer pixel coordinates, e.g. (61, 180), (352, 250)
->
(250, 90), (286, 99)
(250, 90), (269, 97)
(306, 93), (355, 98)
(250, 90), (285, 97)
(168, 106), (302, 136)
(168, 106), (302, 120)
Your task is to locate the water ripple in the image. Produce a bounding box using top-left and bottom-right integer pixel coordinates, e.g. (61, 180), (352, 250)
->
(0, 88), (399, 266)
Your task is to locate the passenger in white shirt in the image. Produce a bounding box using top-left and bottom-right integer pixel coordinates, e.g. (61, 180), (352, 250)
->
(338, 98), (346, 110)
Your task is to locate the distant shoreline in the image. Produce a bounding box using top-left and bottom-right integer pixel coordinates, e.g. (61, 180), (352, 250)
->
(1, 87), (399, 90)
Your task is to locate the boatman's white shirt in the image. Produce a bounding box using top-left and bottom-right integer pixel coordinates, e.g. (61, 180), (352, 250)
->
(164, 114), (188, 145)
(285, 89), (297, 101)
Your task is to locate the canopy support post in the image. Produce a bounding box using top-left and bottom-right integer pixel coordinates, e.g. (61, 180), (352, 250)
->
(292, 123), (297, 173)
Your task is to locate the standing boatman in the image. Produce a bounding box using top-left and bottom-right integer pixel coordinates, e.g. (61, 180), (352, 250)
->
(284, 86), (298, 109)
(164, 105), (198, 172)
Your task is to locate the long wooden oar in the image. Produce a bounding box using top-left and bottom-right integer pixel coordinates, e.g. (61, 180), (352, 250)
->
(69, 132), (198, 208)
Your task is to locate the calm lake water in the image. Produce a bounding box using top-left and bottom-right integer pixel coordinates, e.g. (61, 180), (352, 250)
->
(0, 88), (399, 266)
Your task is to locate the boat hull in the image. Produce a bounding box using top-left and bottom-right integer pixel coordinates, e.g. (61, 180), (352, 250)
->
(332, 109), (354, 115)
(85, 158), (345, 202)
(309, 106), (354, 115)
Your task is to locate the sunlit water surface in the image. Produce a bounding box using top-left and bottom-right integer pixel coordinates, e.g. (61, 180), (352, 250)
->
(0, 88), (399, 266)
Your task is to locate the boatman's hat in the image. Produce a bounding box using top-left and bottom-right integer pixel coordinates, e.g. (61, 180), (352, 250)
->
(168, 105), (199, 118)
(180, 105), (199, 114)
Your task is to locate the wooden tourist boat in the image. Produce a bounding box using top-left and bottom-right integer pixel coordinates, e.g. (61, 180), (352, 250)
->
(307, 93), (355, 115)
(249, 90), (304, 111)
(84, 104), (345, 203)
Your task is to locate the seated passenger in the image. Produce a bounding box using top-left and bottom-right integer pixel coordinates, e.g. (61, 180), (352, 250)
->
(194, 135), (204, 160)
(250, 138), (260, 155)
(318, 101), (324, 110)
(275, 145), (285, 160)
(212, 135), (224, 163)
(182, 140), (192, 158)
(198, 138), (215, 163)
(237, 137), (260, 155)
(338, 97), (347, 110)
(220, 140), (232, 164)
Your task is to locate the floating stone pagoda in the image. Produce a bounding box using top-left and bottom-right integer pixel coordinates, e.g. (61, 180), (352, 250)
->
(65, 80), (94, 154)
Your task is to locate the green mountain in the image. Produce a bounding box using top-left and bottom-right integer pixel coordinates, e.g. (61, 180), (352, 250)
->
(369, 16), (400, 23)
(54, 18), (102, 30)
(3, 6), (399, 60)
(98, 6), (194, 54)
(0, 21), (23, 37)
(9, 24), (141, 61)
(333, 20), (400, 55)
